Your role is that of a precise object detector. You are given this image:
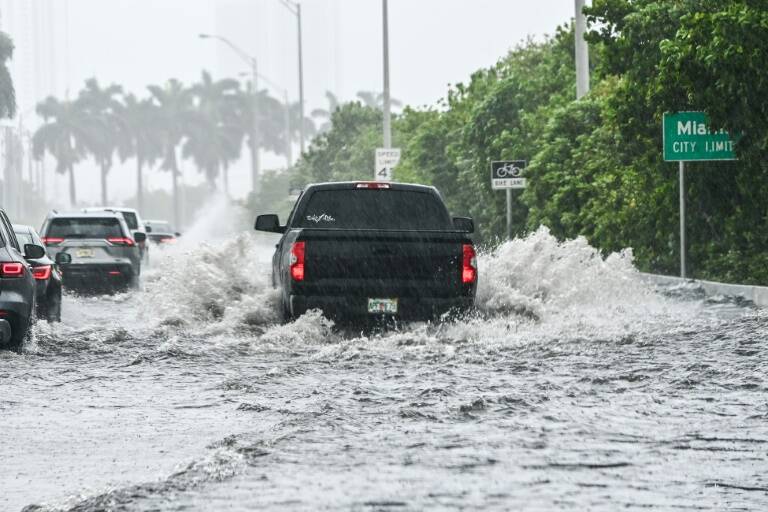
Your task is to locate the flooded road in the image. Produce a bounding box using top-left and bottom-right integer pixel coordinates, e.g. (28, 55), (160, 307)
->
(2, 226), (767, 511)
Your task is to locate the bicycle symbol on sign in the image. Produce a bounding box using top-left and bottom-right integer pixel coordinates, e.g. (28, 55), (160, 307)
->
(496, 163), (524, 178)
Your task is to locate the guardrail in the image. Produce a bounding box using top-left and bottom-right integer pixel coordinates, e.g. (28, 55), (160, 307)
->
(642, 273), (768, 308)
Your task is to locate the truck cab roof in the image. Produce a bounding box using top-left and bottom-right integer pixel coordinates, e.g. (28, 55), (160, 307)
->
(303, 181), (439, 194)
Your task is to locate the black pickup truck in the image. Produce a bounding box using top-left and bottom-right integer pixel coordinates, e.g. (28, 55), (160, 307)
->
(255, 181), (477, 322)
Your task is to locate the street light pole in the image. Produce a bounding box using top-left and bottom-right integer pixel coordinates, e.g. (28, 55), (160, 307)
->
(382, 0), (392, 149)
(283, 90), (293, 166)
(251, 59), (261, 196)
(574, 0), (590, 99)
(278, 0), (306, 155)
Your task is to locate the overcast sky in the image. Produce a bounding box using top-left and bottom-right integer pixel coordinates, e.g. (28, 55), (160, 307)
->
(45, 0), (577, 204)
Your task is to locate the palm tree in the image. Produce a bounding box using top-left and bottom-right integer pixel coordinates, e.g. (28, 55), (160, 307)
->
(0, 32), (15, 119)
(356, 90), (402, 110)
(148, 79), (193, 228)
(184, 71), (242, 193)
(118, 93), (162, 212)
(75, 78), (124, 204)
(33, 97), (84, 205)
(310, 91), (340, 134)
(290, 100), (315, 153)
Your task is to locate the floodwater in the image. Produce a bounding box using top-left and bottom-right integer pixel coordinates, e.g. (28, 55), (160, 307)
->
(1, 213), (766, 511)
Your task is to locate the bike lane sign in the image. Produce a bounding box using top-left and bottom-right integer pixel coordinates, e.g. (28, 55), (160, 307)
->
(491, 160), (527, 189)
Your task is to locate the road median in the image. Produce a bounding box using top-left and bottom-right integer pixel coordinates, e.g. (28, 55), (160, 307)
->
(643, 273), (768, 307)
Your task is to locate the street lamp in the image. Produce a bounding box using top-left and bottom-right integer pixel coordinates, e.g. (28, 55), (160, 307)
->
(574, 0), (590, 99)
(199, 33), (261, 196)
(277, 0), (306, 154)
(381, 0), (391, 149)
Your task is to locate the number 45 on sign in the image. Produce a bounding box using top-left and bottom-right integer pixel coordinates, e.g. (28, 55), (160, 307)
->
(375, 148), (401, 182)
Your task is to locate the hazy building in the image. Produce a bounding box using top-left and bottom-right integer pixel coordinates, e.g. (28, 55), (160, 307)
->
(0, 0), (61, 120)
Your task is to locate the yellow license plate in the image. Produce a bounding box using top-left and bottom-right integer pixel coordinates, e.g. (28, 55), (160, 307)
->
(368, 298), (398, 314)
(76, 248), (94, 258)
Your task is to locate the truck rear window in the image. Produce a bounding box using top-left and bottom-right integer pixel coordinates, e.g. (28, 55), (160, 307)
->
(48, 218), (124, 239)
(298, 189), (451, 230)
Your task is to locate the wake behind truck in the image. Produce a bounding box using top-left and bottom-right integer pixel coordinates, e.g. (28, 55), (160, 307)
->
(255, 181), (477, 322)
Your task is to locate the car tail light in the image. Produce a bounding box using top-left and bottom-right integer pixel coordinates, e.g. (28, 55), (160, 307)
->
(107, 237), (136, 246)
(0, 262), (25, 278)
(108, 271), (122, 276)
(32, 265), (52, 280)
(290, 241), (305, 281)
(160, 237), (176, 244)
(41, 237), (64, 245)
(355, 182), (390, 189)
(462, 244), (477, 284)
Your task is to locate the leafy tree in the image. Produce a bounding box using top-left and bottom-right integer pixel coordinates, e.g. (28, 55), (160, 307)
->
(583, 0), (768, 282)
(293, 102), (381, 186)
(655, 1), (768, 157)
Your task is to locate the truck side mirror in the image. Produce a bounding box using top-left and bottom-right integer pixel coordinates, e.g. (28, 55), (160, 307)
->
(453, 217), (474, 233)
(133, 232), (147, 243)
(255, 214), (284, 234)
(55, 252), (72, 265)
(24, 244), (46, 260)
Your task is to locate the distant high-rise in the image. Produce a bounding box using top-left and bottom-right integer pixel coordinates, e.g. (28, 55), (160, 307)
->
(0, 0), (60, 121)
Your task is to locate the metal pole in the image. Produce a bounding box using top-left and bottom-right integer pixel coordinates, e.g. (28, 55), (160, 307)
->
(251, 60), (261, 196)
(284, 90), (292, 167)
(574, 0), (590, 99)
(506, 188), (512, 240)
(382, 0), (392, 148)
(296, 3), (306, 154)
(679, 161), (686, 278)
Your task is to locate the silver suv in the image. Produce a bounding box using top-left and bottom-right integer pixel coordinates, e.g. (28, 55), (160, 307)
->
(40, 212), (146, 291)
(82, 207), (150, 263)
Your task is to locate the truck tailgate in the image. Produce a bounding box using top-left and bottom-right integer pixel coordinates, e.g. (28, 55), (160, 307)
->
(299, 230), (464, 296)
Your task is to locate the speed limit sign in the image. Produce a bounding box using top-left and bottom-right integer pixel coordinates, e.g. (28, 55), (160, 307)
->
(375, 148), (401, 181)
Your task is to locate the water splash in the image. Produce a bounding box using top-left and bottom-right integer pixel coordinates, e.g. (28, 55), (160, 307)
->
(126, 221), (704, 350)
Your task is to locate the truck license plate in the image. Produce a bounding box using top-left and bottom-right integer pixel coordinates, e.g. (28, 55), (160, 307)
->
(76, 248), (94, 258)
(368, 298), (398, 314)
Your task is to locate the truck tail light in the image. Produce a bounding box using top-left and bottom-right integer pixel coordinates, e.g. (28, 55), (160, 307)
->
(1, 262), (25, 278)
(355, 182), (390, 189)
(107, 237), (135, 246)
(462, 244), (477, 284)
(32, 265), (52, 280)
(41, 237), (64, 246)
(290, 242), (305, 281)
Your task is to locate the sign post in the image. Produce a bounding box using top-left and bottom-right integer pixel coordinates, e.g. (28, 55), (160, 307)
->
(375, 148), (400, 181)
(679, 161), (686, 278)
(491, 160), (527, 240)
(663, 111), (738, 278)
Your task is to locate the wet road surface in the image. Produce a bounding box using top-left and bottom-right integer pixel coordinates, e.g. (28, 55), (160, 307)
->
(2, 228), (767, 511)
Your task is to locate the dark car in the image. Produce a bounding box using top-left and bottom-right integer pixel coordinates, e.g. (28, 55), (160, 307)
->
(40, 211), (146, 292)
(255, 181), (477, 323)
(144, 219), (181, 245)
(14, 224), (64, 322)
(0, 209), (46, 351)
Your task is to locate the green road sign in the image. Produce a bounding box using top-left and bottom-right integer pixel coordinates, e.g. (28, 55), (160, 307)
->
(663, 111), (738, 161)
